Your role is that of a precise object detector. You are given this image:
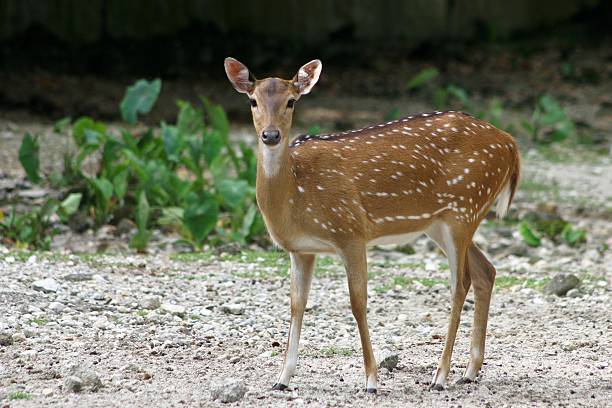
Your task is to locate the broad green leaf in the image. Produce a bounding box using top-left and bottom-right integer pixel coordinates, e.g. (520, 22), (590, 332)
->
(112, 170), (128, 199)
(561, 224), (586, 247)
(120, 79), (162, 125)
(60, 193), (82, 216)
(53, 117), (71, 134)
(177, 100), (204, 136)
(217, 179), (250, 209)
(72, 117), (106, 147)
(202, 130), (224, 165)
(89, 178), (114, 201)
(406, 67), (439, 90)
(519, 221), (541, 247)
(158, 207), (184, 229)
(18, 133), (41, 183)
(161, 123), (182, 162)
(135, 190), (150, 231)
(204, 100), (230, 141)
(183, 191), (219, 245)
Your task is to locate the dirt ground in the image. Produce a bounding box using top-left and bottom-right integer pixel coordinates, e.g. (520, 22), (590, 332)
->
(0, 141), (611, 407)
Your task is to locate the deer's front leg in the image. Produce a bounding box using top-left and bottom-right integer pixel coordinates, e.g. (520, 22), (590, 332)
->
(340, 244), (378, 393)
(273, 252), (315, 390)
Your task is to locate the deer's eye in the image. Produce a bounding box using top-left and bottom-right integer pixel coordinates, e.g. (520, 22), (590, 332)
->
(249, 99), (257, 107)
(287, 99), (296, 109)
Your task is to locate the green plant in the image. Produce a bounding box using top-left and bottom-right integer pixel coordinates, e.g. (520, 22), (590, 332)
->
(518, 221), (541, 247)
(8, 391), (32, 400)
(561, 224), (587, 247)
(17, 79), (265, 250)
(522, 95), (575, 144)
(407, 67), (439, 90)
(0, 193), (81, 249)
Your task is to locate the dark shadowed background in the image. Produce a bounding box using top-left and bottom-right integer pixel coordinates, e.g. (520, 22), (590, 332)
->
(1, 0), (611, 131)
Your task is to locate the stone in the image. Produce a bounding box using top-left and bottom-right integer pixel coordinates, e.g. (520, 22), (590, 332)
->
(221, 304), (244, 315)
(140, 295), (161, 310)
(41, 387), (54, 397)
(545, 274), (580, 296)
(566, 288), (581, 298)
(63, 273), (93, 282)
(211, 379), (247, 403)
(0, 332), (13, 346)
(64, 376), (84, 393)
(11, 332), (26, 343)
(32, 278), (60, 293)
(48, 302), (65, 313)
(93, 316), (109, 330)
(376, 349), (399, 371)
(161, 303), (186, 316)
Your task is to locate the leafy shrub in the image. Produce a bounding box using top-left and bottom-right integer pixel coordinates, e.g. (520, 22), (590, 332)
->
(13, 79), (264, 250)
(518, 216), (587, 248)
(521, 95), (575, 144)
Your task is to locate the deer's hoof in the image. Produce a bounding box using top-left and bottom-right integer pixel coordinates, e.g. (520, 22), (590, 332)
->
(456, 377), (473, 385)
(429, 383), (445, 391)
(365, 388), (378, 394)
(271, 383), (288, 391)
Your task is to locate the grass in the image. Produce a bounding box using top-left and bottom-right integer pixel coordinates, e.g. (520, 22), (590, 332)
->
(29, 318), (47, 326)
(8, 391), (32, 400)
(495, 275), (550, 290)
(136, 310), (148, 317)
(374, 275), (447, 294)
(320, 346), (354, 357)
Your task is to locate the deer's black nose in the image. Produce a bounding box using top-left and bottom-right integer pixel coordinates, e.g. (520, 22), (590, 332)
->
(261, 129), (281, 146)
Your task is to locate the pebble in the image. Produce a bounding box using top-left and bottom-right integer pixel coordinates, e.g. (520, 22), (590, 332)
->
(140, 295), (161, 310)
(566, 288), (581, 298)
(545, 274), (580, 296)
(221, 303), (245, 315)
(64, 376), (84, 392)
(211, 379), (247, 403)
(41, 387), (54, 397)
(93, 316), (109, 330)
(32, 278), (60, 293)
(48, 302), (65, 313)
(376, 349), (399, 371)
(11, 332), (26, 343)
(161, 303), (186, 316)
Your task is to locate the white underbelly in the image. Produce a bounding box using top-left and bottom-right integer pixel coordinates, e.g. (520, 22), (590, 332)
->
(368, 231), (425, 247)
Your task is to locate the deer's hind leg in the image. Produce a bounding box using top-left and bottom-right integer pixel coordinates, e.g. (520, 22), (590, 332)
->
(457, 243), (496, 384)
(426, 221), (473, 390)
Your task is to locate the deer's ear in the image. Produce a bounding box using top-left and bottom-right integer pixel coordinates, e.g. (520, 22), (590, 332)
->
(224, 57), (255, 94)
(293, 59), (322, 95)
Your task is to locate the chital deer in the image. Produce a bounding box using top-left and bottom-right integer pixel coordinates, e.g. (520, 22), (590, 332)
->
(224, 57), (520, 393)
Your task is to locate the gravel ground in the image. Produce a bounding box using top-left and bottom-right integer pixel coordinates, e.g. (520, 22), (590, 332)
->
(0, 195), (611, 407)
(1, 120), (612, 406)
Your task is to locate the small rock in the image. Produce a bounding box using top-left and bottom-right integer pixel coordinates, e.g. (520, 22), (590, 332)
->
(32, 278), (60, 293)
(11, 332), (26, 343)
(67, 366), (102, 392)
(140, 295), (161, 310)
(431, 283), (447, 293)
(221, 304), (244, 315)
(93, 316), (109, 330)
(161, 303), (186, 316)
(64, 376), (84, 393)
(376, 349), (399, 371)
(566, 288), (581, 298)
(143, 372), (152, 380)
(545, 274), (580, 296)
(211, 379), (247, 403)
(63, 273), (93, 282)
(41, 387), (54, 397)
(0, 332), (13, 346)
(48, 302), (65, 313)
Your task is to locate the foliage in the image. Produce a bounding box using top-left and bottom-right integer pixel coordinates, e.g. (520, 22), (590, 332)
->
(0, 193), (81, 250)
(518, 215), (587, 248)
(406, 67), (439, 90)
(18, 133), (41, 183)
(15, 79), (264, 250)
(521, 95), (575, 144)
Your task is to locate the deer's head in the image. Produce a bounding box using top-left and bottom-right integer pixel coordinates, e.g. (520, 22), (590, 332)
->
(224, 58), (322, 149)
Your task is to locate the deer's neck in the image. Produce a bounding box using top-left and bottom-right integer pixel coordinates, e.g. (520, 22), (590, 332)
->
(256, 145), (294, 216)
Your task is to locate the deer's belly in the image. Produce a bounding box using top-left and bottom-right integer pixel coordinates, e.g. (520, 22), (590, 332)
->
(367, 231), (425, 247)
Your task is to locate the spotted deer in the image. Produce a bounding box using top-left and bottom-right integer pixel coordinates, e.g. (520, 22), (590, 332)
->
(224, 57), (520, 393)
